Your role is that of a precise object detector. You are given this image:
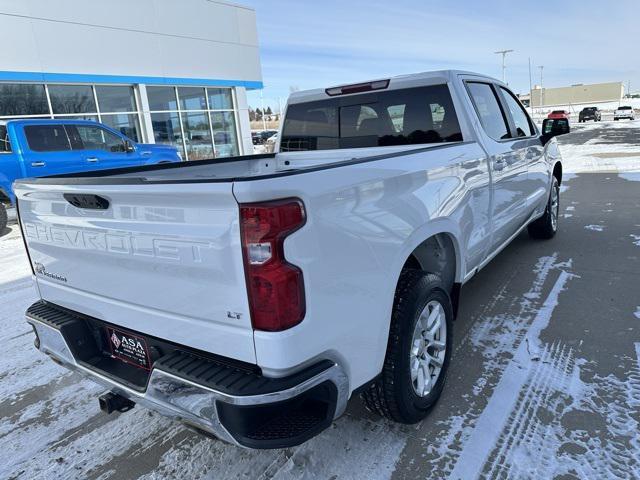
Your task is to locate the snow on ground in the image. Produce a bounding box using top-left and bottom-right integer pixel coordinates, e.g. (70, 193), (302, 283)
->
(558, 120), (640, 173)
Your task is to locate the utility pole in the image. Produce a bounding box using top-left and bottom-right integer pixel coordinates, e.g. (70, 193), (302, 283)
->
(537, 65), (544, 109)
(260, 89), (267, 131)
(494, 49), (514, 84)
(528, 57), (534, 117)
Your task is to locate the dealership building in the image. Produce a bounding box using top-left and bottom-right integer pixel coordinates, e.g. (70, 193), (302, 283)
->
(0, 0), (262, 160)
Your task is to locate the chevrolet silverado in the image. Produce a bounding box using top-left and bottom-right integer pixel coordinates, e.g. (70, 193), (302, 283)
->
(15, 70), (565, 449)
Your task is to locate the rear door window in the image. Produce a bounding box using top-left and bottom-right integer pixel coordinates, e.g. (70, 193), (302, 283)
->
(466, 82), (510, 141)
(280, 84), (463, 152)
(24, 125), (70, 152)
(499, 87), (535, 137)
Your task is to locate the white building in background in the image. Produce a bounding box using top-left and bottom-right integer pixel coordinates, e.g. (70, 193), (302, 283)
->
(530, 82), (624, 108)
(0, 0), (262, 160)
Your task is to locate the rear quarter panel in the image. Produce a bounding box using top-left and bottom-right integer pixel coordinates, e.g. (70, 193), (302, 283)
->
(233, 142), (489, 390)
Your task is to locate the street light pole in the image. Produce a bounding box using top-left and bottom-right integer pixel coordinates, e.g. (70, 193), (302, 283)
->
(260, 89), (267, 132)
(538, 65), (544, 109)
(494, 49), (514, 84)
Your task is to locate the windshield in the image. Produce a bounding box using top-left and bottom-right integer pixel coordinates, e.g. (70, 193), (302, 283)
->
(618, 106), (632, 110)
(281, 85), (463, 152)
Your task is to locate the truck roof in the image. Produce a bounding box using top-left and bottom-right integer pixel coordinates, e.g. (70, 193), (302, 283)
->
(288, 70), (501, 104)
(0, 119), (103, 127)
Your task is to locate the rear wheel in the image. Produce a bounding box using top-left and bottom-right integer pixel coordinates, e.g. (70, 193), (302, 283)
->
(362, 271), (453, 423)
(0, 203), (7, 234)
(528, 176), (559, 239)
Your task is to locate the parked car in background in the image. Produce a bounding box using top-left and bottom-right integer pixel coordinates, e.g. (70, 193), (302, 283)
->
(264, 132), (278, 152)
(547, 110), (571, 120)
(0, 119), (181, 232)
(614, 106), (635, 121)
(578, 107), (601, 122)
(251, 129), (278, 145)
(16, 70), (566, 448)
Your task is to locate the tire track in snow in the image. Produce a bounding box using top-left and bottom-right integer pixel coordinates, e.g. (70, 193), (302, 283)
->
(447, 268), (574, 479)
(481, 343), (640, 479)
(447, 309), (640, 479)
(411, 255), (566, 475)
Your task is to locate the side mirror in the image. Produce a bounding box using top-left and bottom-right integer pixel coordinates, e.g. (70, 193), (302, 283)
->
(124, 140), (135, 153)
(541, 118), (570, 146)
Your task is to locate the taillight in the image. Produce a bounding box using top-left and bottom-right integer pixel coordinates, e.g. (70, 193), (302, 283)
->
(240, 199), (306, 332)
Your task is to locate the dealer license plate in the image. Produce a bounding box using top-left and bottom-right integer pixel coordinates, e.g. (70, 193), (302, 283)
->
(106, 327), (151, 370)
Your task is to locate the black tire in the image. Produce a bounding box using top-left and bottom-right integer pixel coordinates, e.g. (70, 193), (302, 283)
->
(0, 203), (7, 234)
(361, 270), (453, 424)
(528, 176), (559, 239)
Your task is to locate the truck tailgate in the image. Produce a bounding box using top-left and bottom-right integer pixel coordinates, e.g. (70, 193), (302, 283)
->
(15, 181), (255, 363)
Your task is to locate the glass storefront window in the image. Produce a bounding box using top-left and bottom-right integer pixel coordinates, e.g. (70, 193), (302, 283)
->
(147, 86), (178, 111)
(210, 111), (239, 157)
(0, 83), (49, 116)
(207, 88), (233, 110)
(48, 85), (96, 114)
(178, 87), (207, 111)
(181, 112), (213, 161)
(96, 86), (136, 113)
(151, 112), (184, 157)
(101, 113), (141, 142)
(54, 115), (99, 122)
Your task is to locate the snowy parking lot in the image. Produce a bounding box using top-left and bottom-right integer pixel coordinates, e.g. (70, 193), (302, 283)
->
(1, 120), (639, 479)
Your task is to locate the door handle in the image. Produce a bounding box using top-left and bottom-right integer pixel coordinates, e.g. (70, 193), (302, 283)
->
(31, 161), (46, 167)
(86, 157), (99, 163)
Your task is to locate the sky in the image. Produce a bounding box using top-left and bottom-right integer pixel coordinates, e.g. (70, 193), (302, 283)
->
(242, 0), (640, 110)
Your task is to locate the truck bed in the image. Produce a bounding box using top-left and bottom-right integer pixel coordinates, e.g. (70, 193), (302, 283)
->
(16, 143), (462, 185)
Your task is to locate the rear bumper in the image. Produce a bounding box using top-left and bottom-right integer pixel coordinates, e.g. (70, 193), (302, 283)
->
(27, 301), (349, 449)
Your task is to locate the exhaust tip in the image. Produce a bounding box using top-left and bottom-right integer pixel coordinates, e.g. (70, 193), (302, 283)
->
(99, 391), (136, 414)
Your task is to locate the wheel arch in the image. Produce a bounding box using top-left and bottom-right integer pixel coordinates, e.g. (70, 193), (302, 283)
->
(0, 186), (11, 204)
(552, 161), (562, 184)
(395, 225), (464, 318)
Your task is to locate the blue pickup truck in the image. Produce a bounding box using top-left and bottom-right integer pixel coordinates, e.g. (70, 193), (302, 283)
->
(0, 119), (181, 231)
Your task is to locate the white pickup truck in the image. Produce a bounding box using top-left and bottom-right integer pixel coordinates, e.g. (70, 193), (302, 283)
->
(15, 70), (565, 449)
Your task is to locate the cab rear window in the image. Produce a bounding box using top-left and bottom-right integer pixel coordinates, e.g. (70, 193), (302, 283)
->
(280, 85), (463, 152)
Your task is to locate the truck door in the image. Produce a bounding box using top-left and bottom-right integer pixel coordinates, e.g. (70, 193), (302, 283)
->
(64, 124), (141, 171)
(465, 81), (529, 252)
(21, 124), (85, 177)
(495, 86), (547, 217)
